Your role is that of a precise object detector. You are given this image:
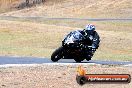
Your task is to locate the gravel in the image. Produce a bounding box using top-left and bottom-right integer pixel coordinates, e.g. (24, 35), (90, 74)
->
(0, 64), (131, 88)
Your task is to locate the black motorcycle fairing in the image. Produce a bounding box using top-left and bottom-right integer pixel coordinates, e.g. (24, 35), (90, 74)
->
(51, 30), (96, 62)
(62, 30), (85, 46)
(62, 46), (85, 59)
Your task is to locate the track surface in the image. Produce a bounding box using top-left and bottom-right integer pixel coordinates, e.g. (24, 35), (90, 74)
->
(0, 56), (132, 65)
(0, 16), (132, 21)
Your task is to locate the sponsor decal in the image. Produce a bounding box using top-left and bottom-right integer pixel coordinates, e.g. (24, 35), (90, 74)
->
(76, 66), (131, 85)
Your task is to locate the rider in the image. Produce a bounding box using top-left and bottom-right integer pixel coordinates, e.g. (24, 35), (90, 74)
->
(80, 24), (100, 59)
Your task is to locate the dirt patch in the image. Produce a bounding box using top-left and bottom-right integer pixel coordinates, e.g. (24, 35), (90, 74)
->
(0, 65), (131, 88)
(0, 0), (45, 13)
(1, 0), (132, 18)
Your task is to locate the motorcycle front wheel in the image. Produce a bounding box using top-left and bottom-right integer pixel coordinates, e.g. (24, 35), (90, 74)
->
(74, 58), (84, 62)
(51, 46), (64, 62)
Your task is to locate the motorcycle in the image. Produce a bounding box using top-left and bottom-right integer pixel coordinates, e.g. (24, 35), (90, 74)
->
(51, 30), (95, 62)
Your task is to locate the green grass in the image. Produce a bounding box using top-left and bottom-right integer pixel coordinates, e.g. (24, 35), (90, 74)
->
(0, 28), (63, 58)
(0, 46), (53, 58)
(93, 50), (132, 61)
(1, 17), (131, 32)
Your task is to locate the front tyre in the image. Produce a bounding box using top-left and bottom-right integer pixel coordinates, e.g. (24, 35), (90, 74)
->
(51, 46), (64, 62)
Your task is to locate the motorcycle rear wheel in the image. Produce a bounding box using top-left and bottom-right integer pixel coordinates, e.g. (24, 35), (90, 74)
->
(51, 46), (64, 62)
(86, 53), (93, 61)
(86, 57), (91, 61)
(74, 58), (84, 62)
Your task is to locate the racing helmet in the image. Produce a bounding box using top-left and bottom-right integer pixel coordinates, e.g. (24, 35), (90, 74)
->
(83, 24), (95, 34)
(85, 24), (95, 31)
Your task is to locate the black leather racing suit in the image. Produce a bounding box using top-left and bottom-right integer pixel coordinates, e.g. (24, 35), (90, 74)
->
(80, 30), (100, 59)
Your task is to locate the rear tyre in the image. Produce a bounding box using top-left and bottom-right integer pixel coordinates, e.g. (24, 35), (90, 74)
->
(51, 46), (64, 62)
(74, 58), (84, 62)
(86, 56), (92, 61)
(86, 54), (93, 61)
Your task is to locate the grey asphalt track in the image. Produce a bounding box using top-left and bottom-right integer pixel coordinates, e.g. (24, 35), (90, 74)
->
(0, 56), (132, 65)
(0, 16), (132, 21)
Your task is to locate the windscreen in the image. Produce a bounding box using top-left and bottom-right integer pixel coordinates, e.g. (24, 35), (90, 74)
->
(64, 30), (84, 44)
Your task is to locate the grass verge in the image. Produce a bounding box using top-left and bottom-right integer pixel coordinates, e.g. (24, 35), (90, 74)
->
(0, 19), (131, 61)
